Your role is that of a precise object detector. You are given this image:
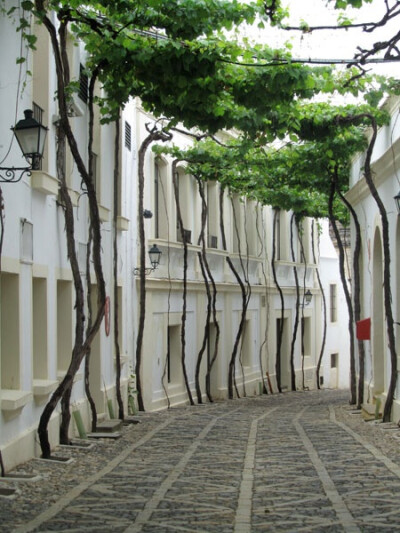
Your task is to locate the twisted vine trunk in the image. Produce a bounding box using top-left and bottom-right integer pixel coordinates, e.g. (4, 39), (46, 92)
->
(195, 178), (211, 403)
(136, 127), (171, 411)
(328, 177), (357, 405)
(113, 116), (124, 420)
(84, 225), (97, 432)
(271, 209), (285, 393)
(219, 188), (248, 399)
(36, 8), (106, 456)
(255, 204), (269, 394)
(199, 182), (220, 402)
(172, 160), (194, 405)
(235, 201), (252, 397)
(312, 221), (327, 390)
(359, 116), (397, 421)
(39, 124), (85, 456)
(297, 217), (309, 391)
(337, 191), (365, 407)
(289, 214), (300, 391)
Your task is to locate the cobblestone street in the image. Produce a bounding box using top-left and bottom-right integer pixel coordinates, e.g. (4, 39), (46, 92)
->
(3, 389), (400, 532)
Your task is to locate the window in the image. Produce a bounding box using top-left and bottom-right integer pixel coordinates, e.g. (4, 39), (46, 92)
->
(167, 325), (182, 385)
(1, 274), (20, 389)
(330, 284), (337, 322)
(125, 121), (132, 151)
(57, 280), (73, 373)
(78, 64), (88, 103)
(274, 209), (281, 260)
(154, 159), (168, 240)
(331, 353), (338, 369)
(154, 160), (160, 238)
(207, 182), (218, 249)
(91, 151), (98, 193)
(241, 319), (252, 367)
(301, 317), (312, 357)
(32, 278), (48, 380)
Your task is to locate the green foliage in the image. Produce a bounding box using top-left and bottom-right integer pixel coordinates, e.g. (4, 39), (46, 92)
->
(4, 0), (396, 226)
(334, 0), (373, 8)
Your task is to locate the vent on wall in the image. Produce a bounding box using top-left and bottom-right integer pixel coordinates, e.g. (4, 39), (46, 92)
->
(125, 121), (132, 151)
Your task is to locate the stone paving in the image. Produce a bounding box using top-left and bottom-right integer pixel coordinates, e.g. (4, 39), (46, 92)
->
(3, 389), (400, 532)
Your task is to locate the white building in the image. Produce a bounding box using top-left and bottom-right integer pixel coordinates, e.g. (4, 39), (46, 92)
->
(0, 4), (346, 471)
(347, 95), (400, 420)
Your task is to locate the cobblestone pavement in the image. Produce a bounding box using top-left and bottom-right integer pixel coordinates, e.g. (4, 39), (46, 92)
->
(3, 389), (400, 532)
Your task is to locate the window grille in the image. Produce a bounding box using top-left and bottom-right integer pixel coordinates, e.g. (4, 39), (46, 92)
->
(78, 64), (88, 103)
(330, 284), (337, 322)
(125, 121), (132, 151)
(33, 102), (43, 125)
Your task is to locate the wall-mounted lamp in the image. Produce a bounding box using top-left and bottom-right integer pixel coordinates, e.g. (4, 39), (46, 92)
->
(143, 209), (153, 219)
(394, 191), (400, 214)
(304, 290), (313, 306)
(134, 244), (162, 276)
(0, 109), (48, 183)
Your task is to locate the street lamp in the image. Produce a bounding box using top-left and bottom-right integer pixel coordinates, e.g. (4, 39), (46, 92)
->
(394, 191), (400, 214)
(304, 290), (313, 306)
(134, 244), (162, 275)
(0, 109), (48, 183)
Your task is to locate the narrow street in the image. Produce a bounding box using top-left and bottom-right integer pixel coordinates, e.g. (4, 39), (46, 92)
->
(3, 389), (400, 532)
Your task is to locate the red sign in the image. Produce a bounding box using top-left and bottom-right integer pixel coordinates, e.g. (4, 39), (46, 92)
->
(356, 318), (371, 340)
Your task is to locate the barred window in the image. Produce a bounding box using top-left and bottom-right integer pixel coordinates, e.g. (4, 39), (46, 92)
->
(330, 284), (337, 322)
(125, 121), (132, 151)
(78, 64), (88, 103)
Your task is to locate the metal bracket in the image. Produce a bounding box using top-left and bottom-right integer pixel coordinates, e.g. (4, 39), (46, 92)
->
(0, 167), (31, 183)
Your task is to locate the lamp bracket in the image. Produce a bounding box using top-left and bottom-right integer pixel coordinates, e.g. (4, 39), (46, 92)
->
(0, 166), (31, 183)
(133, 267), (155, 276)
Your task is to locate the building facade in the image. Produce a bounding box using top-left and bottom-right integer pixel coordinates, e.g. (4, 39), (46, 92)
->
(347, 95), (400, 420)
(0, 5), (347, 471)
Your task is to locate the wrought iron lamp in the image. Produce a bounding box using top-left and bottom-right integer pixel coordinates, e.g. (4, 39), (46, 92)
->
(304, 289), (313, 306)
(134, 244), (162, 275)
(0, 109), (48, 183)
(394, 191), (400, 214)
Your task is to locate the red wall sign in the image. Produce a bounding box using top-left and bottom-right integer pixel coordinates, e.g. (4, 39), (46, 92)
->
(356, 318), (371, 340)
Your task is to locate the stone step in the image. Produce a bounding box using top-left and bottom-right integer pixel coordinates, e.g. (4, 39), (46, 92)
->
(96, 419), (123, 433)
(87, 432), (121, 440)
(362, 401), (383, 420)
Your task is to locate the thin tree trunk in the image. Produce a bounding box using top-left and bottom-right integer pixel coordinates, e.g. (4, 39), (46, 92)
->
(271, 209), (284, 393)
(195, 178), (211, 403)
(235, 201), (252, 398)
(36, 11), (106, 455)
(289, 214), (300, 391)
(361, 117), (397, 421)
(135, 125), (172, 411)
(112, 116), (124, 420)
(328, 177), (357, 405)
(337, 191), (365, 407)
(255, 203), (270, 394)
(197, 252), (211, 403)
(297, 217), (309, 391)
(312, 221), (327, 390)
(219, 188), (248, 399)
(157, 164), (171, 409)
(172, 160), (195, 405)
(200, 183), (220, 402)
(84, 225), (97, 432)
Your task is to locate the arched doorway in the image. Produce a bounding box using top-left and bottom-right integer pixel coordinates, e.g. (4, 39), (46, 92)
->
(372, 228), (385, 395)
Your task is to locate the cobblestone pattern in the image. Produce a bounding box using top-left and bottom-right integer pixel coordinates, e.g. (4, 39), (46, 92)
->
(2, 390), (400, 532)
